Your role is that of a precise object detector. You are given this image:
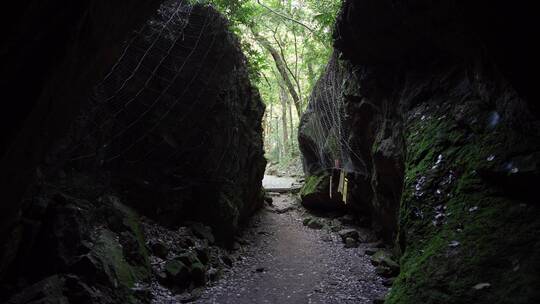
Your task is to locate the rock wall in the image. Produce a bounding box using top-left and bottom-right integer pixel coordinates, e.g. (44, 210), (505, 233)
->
(0, 0), (265, 302)
(0, 0), (163, 261)
(301, 0), (540, 302)
(63, 2), (266, 242)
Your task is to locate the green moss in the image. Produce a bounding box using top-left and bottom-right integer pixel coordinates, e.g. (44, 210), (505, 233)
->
(112, 200), (151, 282)
(388, 108), (540, 303)
(299, 172), (330, 197)
(92, 229), (137, 288)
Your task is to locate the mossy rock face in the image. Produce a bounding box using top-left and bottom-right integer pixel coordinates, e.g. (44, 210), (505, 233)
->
(299, 172), (343, 210)
(164, 260), (190, 287)
(90, 229), (139, 288)
(387, 100), (540, 304)
(7, 192), (152, 303)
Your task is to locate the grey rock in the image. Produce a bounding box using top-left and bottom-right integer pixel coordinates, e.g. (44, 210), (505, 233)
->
(307, 219), (324, 230)
(338, 229), (359, 242)
(164, 260), (190, 287)
(344, 237), (359, 248)
(338, 214), (356, 225)
(189, 222), (215, 244)
(149, 240), (169, 259)
(190, 262), (207, 286)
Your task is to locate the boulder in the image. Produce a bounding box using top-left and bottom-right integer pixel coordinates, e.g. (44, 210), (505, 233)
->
(344, 237), (359, 248)
(305, 218), (324, 230)
(190, 262), (207, 286)
(299, 172), (343, 211)
(149, 241), (169, 259)
(371, 250), (399, 276)
(338, 229), (360, 242)
(189, 223), (215, 245)
(164, 260), (190, 287)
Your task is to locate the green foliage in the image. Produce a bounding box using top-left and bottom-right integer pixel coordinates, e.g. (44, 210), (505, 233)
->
(201, 0), (341, 166)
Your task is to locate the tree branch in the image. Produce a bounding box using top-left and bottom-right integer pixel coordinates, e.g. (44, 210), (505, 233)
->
(256, 0), (315, 33)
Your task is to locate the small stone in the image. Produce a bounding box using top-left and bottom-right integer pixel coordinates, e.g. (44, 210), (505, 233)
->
(338, 229), (359, 242)
(178, 288), (203, 303)
(164, 260), (190, 286)
(255, 267), (266, 273)
(190, 262), (206, 286)
(195, 247), (210, 265)
(375, 265), (394, 278)
(382, 277), (395, 287)
(221, 254), (233, 267)
(189, 222), (215, 244)
(178, 236), (195, 248)
(331, 225), (342, 232)
(371, 250), (400, 275)
(320, 235), (332, 242)
(364, 248), (377, 256)
(149, 241), (169, 259)
(344, 237), (359, 248)
(275, 206), (295, 214)
(307, 219), (324, 230)
(174, 252), (201, 267)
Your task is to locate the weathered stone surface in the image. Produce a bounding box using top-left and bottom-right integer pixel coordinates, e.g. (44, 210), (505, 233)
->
(298, 172), (343, 211)
(306, 219), (324, 230)
(0, 1), (265, 302)
(298, 51), (402, 242)
(189, 223), (215, 245)
(338, 229), (360, 242)
(149, 241), (169, 259)
(164, 260), (190, 287)
(299, 0), (540, 303)
(370, 250), (399, 275)
(344, 237), (359, 248)
(6, 275), (68, 304)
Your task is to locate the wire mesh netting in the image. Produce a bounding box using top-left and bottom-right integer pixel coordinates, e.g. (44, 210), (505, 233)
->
(67, 0), (238, 174)
(299, 52), (361, 174)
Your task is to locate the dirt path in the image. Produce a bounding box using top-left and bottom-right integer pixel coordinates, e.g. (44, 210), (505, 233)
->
(194, 193), (388, 304)
(262, 175), (300, 192)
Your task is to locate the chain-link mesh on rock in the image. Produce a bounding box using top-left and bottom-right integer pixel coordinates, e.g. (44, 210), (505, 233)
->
(299, 51), (361, 176)
(63, 0), (265, 240)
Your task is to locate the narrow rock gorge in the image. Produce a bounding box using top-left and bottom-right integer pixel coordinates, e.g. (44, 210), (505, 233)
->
(1, 0), (539, 303)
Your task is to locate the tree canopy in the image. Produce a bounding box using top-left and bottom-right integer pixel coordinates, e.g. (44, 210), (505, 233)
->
(201, 0), (341, 166)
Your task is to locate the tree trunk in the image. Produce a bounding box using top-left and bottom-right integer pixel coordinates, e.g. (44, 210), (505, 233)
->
(288, 95), (294, 145)
(252, 31), (303, 117)
(279, 84), (289, 156)
(275, 116), (281, 161)
(266, 101), (273, 149)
